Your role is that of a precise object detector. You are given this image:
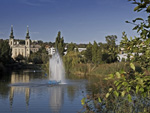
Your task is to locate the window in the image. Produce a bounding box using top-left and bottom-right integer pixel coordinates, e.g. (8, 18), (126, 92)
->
(15, 49), (17, 56)
(18, 49), (20, 54)
(22, 49), (23, 55)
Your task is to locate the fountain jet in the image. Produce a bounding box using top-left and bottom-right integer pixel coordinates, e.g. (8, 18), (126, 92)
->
(49, 50), (65, 84)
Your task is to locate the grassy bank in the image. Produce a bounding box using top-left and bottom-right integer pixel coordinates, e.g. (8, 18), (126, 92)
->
(43, 60), (142, 79)
(65, 62), (142, 78)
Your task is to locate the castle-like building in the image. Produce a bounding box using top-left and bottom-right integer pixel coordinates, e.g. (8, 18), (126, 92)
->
(9, 25), (41, 59)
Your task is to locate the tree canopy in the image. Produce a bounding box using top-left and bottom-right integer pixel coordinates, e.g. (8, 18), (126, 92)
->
(0, 40), (12, 65)
(55, 31), (65, 56)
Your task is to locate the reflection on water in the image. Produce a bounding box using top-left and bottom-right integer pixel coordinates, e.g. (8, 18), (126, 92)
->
(0, 70), (87, 113)
(9, 71), (31, 109)
(11, 72), (30, 83)
(49, 86), (64, 113)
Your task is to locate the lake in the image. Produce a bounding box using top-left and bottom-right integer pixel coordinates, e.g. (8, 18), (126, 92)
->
(0, 70), (88, 113)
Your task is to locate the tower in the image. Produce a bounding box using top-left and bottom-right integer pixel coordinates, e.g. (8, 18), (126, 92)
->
(25, 25), (31, 57)
(9, 25), (14, 48)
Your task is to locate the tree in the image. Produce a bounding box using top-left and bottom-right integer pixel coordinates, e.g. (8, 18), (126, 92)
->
(96, 48), (102, 64)
(104, 35), (118, 63)
(92, 41), (99, 64)
(67, 42), (76, 53)
(84, 42), (93, 63)
(33, 57), (43, 64)
(0, 40), (12, 65)
(121, 0), (150, 68)
(39, 46), (49, 64)
(63, 51), (80, 75)
(81, 1), (150, 112)
(15, 54), (24, 62)
(55, 31), (65, 56)
(28, 45), (49, 64)
(105, 35), (117, 47)
(103, 0), (150, 108)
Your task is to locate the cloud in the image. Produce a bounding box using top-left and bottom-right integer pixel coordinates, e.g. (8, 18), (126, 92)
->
(20, 0), (55, 6)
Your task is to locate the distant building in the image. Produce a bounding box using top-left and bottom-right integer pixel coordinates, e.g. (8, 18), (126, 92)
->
(9, 25), (41, 59)
(45, 46), (56, 55)
(118, 47), (142, 61)
(31, 40), (38, 43)
(45, 46), (86, 56)
(75, 48), (86, 52)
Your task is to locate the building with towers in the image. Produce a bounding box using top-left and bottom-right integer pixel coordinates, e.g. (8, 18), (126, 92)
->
(9, 25), (41, 59)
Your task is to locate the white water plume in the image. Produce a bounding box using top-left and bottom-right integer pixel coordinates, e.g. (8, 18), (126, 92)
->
(49, 51), (65, 83)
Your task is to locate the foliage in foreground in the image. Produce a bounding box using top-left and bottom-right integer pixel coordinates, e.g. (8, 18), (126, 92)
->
(81, 0), (150, 112)
(80, 63), (150, 113)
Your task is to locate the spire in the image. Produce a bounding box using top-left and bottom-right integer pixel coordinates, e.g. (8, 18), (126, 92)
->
(10, 25), (14, 39)
(26, 25), (30, 39)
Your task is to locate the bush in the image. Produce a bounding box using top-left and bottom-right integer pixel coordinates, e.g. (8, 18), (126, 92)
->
(89, 62), (142, 76)
(0, 63), (6, 75)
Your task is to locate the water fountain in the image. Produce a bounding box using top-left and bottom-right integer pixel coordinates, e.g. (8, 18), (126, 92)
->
(48, 50), (65, 84)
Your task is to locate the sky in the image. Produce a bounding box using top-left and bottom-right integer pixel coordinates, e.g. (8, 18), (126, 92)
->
(0, 0), (148, 44)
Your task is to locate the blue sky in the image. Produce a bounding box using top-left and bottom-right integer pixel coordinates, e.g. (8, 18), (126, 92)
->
(0, 0), (147, 44)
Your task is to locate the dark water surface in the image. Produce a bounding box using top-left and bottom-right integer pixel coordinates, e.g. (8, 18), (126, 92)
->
(0, 70), (88, 113)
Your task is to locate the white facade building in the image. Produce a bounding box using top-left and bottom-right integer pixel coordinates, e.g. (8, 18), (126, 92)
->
(76, 48), (86, 52)
(46, 46), (56, 55)
(118, 47), (143, 61)
(9, 25), (41, 59)
(45, 46), (86, 56)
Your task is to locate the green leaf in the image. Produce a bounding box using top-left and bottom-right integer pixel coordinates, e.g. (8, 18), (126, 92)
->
(136, 85), (139, 94)
(132, 25), (139, 30)
(146, 5), (150, 12)
(128, 94), (132, 102)
(81, 98), (85, 105)
(134, 18), (144, 22)
(127, 87), (131, 92)
(122, 82), (128, 86)
(134, 6), (140, 11)
(139, 87), (144, 92)
(130, 63), (135, 71)
(114, 81), (117, 85)
(143, 92), (147, 98)
(148, 16), (150, 24)
(125, 21), (130, 23)
(146, 50), (150, 55)
(146, 38), (150, 44)
(113, 91), (119, 97)
(106, 93), (110, 98)
(108, 88), (113, 92)
(117, 84), (122, 90)
(98, 97), (102, 103)
(116, 72), (121, 78)
(109, 74), (114, 78)
(137, 28), (141, 33)
(115, 81), (121, 86)
(119, 70), (126, 74)
(139, 79), (143, 85)
(121, 91), (126, 97)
